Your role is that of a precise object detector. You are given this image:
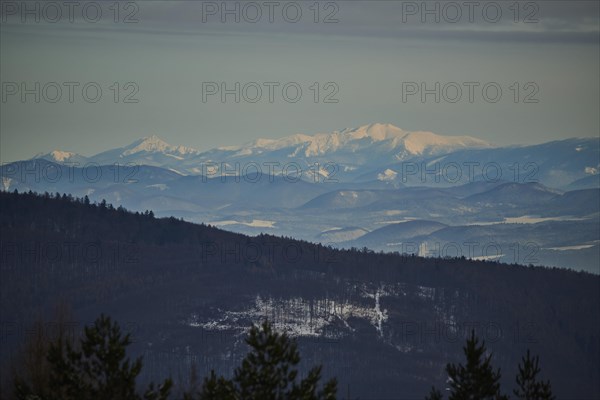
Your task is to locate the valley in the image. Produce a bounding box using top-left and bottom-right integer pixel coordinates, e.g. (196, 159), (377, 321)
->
(3, 124), (598, 273)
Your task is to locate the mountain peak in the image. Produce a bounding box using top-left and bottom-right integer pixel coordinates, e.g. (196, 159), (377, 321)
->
(123, 135), (200, 156)
(231, 123), (491, 159)
(127, 135), (171, 152)
(48, 150), (78, 162)
(344, 123), (405, 141)
(33, 149), (86, 163)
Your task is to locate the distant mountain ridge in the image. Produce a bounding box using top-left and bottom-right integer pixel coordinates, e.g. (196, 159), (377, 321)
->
(36, 134), (202, 169)
(222, 123), (492, 157)
(37, 123), (491, 164)
(29, 123), (598, 189)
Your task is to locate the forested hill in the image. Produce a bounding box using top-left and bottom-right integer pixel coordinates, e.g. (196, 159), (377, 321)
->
(1, 190), (599, 398)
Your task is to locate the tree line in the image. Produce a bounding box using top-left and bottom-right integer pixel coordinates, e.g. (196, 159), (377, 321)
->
(2, 190), (592, 398)
(10, 308), (553, 400)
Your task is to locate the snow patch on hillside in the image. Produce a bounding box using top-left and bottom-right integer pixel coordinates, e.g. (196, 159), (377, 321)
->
(186, 284), (406, 339)
(208, 219), (276, 228)
(378, 169), (398, 181)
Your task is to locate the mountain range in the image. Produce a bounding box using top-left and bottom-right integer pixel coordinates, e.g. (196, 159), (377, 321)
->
(33, 124), (493, 176)
(29, 123), (598, 188)
(3, 123), (599, 272)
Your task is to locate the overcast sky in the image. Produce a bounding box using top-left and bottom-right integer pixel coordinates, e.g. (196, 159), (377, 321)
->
(1, 0), (599, 162)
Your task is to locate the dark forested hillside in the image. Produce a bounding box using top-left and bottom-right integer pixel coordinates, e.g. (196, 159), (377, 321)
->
(1, 190), (598, 399)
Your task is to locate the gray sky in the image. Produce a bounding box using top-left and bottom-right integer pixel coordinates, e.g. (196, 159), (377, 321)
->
(1, 0), (599, 162)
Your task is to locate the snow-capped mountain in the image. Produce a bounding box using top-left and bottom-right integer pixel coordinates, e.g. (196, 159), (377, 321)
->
(33, 150), (88, 164)
(121, 135), (200, 157)
(6, 124), (599, 273)
(35, 135), (201, 173)
(28, 124), (598, 187)
(221, 123), (491, 158)
(32, 124), (494, 177)
(89, 135), (201, 168)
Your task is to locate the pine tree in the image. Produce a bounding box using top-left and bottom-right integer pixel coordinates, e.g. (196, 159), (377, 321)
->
(513, 350), (555, 400)
(44, 314), (172, 400)
(424, 386), (443, 400)
(445, 330), (507, 400)
(191, 321), (337, 400)
(196, 370), (236, 400)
